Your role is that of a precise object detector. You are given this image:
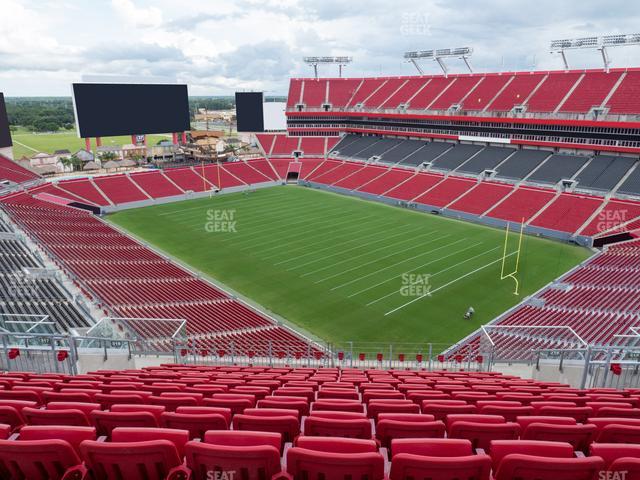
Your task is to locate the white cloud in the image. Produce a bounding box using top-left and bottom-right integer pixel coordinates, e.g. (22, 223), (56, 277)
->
(0, 0), (639, 96)
(111, 0), (163, 28)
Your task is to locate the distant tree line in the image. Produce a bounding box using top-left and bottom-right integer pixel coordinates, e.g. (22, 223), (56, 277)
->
(5, 95), (288, 133)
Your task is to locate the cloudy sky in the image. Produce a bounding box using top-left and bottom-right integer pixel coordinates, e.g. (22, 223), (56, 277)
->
(1, 0), (640, 96)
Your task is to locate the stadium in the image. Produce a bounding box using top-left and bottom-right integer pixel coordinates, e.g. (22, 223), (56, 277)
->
(2, 8), (640, 477)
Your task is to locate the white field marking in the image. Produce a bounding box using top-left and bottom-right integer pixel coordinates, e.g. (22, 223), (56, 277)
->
(180, 196), (348, 230)
(383, 251), (517, 316)
(332, 237), (467, 292)
(238, 212), (373, 253)
(311, 233), (448, 283)
(156, 190), (292, 217)
(269, 221), (408, 264)
(287, 224), (421, 270)
(365, 245), (501, 306)
(213, 200), (358, 241)
(187, 202), (356, 242)
(302, 230), (439, 279)
(346, 241), (483, 296)
(12, 140), (39, 153)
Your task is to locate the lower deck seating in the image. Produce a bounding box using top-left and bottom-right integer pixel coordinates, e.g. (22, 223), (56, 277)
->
(0, 367), (638, 480)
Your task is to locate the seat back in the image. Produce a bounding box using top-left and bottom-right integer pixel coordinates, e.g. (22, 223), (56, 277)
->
(80, 439), (182, 480)
(46, 402), (100, 417)
(494, 454), (605, 480)
(295, 436), (378, 454)
(376, 420), (445, 448)
(286, 448), (384, 480)
(303, 416), (372, 439)
(391, 438), (472, 457)
(232, 414), (299, 446)
(257, 397), (309, 416)
(390, 454), (491, 480)
(590, 443), (640, 468)
(90, 410), (158, 437)
(19, 425), (96, 455)
(110, 403), (166, 422)
(596, 424), (640, 443)
(522, 423), (596, 453)
(161, 412), (228, 439)
(111, 427), (190, 458)
(516, 415), (577, 430)
(185, 441), (282, 480)
(0, 438), (82, 480)
(490, 440), (574, 472)
(203, 430), (281, 450)
(449, 421), (521, 451)
(22, 407), (90, 426)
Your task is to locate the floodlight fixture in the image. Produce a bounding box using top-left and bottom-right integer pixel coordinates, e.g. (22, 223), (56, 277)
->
(303, 56), (353, 78)
(550, 33), (640, 71)
(403, 47), (473, 76)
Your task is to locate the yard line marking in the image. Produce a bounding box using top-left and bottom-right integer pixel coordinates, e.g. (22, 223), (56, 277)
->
(229, 208), (362, 249)
(12, 140), (39, 153)
(239, 212), (372, 253)
(311, 232), (446, 282)
(302, 229), (437, 278)
(286, 224), (417, 270)
(383, 251), (517, 316)
(365, 245), (500, 306)
(331, 237), (467, 292)
(269, 221), (408, 264)
(346, 241), (483, 296)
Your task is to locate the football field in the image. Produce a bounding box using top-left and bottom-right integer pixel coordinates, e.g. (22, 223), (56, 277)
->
(108, 186), (592, 348)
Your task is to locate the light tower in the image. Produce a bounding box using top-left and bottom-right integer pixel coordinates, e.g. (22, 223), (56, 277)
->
(404, 47), (474, 77)
(303, 56), (353, 79)
(550, 34), (640, 72)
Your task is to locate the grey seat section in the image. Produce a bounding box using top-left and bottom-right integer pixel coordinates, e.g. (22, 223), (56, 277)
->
(335, 136), (381, 157)
(527, 154), (589, 184)
(577, 155), (636, 192)
(495, 149), (550, 180)
(431, 144), (484, 171)
(378, 140), (426, 164)
(457, 146), (516, 174)
(353, 137), (403, 160)
(399, 142), (454, 166)
(617, 165), (640, 196)
(330, 134), (360, 154)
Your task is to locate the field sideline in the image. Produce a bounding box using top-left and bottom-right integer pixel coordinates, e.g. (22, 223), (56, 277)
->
(108, 186), (592, 348)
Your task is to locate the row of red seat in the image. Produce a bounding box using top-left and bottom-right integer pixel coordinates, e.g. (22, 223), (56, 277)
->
(1, 367), (640, 479)
(288, 68), (640, 115)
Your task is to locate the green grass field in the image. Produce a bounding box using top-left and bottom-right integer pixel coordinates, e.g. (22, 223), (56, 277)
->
(10, 127), (169, 158)
(108, 186), (592, 348)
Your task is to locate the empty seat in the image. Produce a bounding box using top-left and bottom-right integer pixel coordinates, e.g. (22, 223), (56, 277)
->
(258, 397), (310, 416)
(522, 423), (596, 453)
(22, 406), (91, 426)
(490, 440), (575, 472)
(493, 454), (605, 480)
(90, 410), (158, 437)
(161, 411), (228, 439)
(391, 438), (473, 458)
(376, 419), (445, 448)
(18, 425), (96, 455)
(479, 404), (534, 421)
(80, 439), (187, 480)
(448, 421), (521, 451)
(286, 447), (385, 480)
(367, 401), (420, 420)
(516, 415), (577, 430)
(0, 438), (85, 480)
(422, 402), (477, 420)
(294, 436), (378, 454)
(390, 453), (492, 480)
(110, 403), (166, 422)
(537, 406), (593, 422)
(303, 415), (372, 439)
(232, 414), (300, 448)
(111, 427), (189, 458)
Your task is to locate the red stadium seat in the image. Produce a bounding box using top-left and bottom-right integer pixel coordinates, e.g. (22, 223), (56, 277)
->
(294, 436), (378, 454)
(493, 454), (605, 480)
(521, 423), (597, 453)
(448, 421), (521, 451)
(376, 419), (445, 448)
(160, 411), (228, 439)
(110, 403), (166, 422)
(22, 406), (91, 427)
(490, 440), (574, 472)
(232, 413), (300, 448)
(390, 454), (492, 480)
(0, 438), (86, 480)
(80, 439), (188, 480)
(111, 427), (189, 458)
(516, 415), (577, 430)
(90, 410), (159, 437)
(18, 425), (96, 455)
(175, 406), (232, 424)
(286, 447), (385, 480)
(303, 415), (373, 439)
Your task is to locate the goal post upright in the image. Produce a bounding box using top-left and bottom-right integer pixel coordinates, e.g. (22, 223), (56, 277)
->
(500, 218), (525, 295)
